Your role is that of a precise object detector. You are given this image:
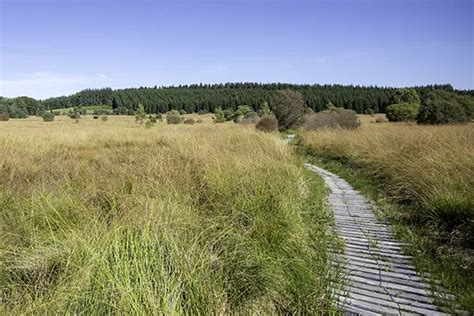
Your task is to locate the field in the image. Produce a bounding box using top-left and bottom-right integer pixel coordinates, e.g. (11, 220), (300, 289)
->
(52, 105), (113, 114)
(0, 116), (337, 314)
(299, 117), (474, 310)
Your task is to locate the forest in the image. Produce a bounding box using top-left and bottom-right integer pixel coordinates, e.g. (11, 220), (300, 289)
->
(1, 82), (465, 118)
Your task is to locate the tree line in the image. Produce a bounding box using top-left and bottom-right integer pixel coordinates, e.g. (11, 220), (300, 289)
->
(1, 82), (469, 118)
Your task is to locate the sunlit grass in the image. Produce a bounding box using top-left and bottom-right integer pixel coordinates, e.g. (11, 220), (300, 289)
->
(299, 121), (474, 311)
(0, 117), (337, 314)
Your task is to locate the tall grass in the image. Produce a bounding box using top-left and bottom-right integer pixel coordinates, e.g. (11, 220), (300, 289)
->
(0, 117), (336, 314)
(301, 123), (473, 234)
(300, 122), (474, 310)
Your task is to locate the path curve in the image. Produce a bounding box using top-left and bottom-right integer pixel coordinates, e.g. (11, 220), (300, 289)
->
(304, 163), (450, 315)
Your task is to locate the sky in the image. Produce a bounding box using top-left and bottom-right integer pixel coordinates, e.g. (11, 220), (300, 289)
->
(0, 0), (472, 99)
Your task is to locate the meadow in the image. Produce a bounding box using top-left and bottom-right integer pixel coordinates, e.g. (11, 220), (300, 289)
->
(0, 116), (338, 314)
(299, 117), (474, 310)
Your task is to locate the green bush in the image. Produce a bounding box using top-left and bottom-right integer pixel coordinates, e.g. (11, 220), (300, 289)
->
(183, 118), (195, 125)
(304, 107), (360, 130)
(69, 111), (81, 119)
(0, 113), (9, 121)
(166, 110), (184, 124)
(223, 109), (234, 121)
(386, 103), (419, 122)
(417, 90), (473, 124)
(148, 115), (157, 123)
(42, 112), (55, 122)
(145, 119), (155, 129)
(214, 107), (226, 123)
(156, 113), (163, 121)
(255, 115), (278, 132)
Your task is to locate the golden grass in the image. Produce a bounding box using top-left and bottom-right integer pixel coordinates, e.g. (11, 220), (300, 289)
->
(302, 123), (474, 222)
(300, 122), (474, 310)
(0, 117), (335, 314)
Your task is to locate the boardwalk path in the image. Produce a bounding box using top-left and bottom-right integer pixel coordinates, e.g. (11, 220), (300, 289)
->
(304, 163), (450, 315)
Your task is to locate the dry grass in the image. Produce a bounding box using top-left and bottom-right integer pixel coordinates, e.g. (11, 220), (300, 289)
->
(302, 123), (473, 227)
(0, 116), (336, 314)
(300, 122), (474, 310)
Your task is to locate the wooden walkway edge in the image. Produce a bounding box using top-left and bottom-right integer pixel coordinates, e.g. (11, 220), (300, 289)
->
(304, 163), (451, 316)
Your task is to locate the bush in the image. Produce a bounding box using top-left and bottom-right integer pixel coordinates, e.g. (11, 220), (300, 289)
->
(93, 115), (99, 120)
(255, 115), (278, 132)
(223, 109), (234, 121)
(148, 115), (157, 123)
(145, 119), (155, 129)
(214, 107), (226, 123)
(179, 109), (186, 115)
(69, 111), (81, 119)
(135, 103), (146, 124)
(196, 119), (203, 124)
(166, 110), (184, 124)
(239, 111), (259, 124)
(42, 112), (55, 122)
(386, 103), (419, 122)
(156, 113), (163, 121)
(303, 107), (360, 130)
(183, 118), (196, 125)
(417, 90), (473, 124)
(271, 90), (307, 130)
(0, 113), (9, 121)
(375, 116), (388, 123)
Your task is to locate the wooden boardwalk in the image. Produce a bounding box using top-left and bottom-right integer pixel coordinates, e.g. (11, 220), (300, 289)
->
(305, 163), (450, 315)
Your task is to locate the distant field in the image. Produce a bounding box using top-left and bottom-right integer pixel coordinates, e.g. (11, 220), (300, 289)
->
(300, 121), (474, 310)
(0, 117), (337, 314)
(51, 105), (113, 114)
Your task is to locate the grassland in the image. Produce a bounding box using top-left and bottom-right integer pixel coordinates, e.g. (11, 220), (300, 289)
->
(299, 117), (474, 310)
(0, 116), (337, 314)
(51, 105), (113, 114)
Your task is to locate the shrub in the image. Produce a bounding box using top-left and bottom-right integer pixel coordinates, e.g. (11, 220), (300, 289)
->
(166, 110), (184, 124)
(196, 119), (203, 123)
(271, 90), (307, 130)
(214, 107), (226, 123)
(0, 113), (9, 121)
(417, 90), (473, 124)
(42, 112), (55, 122)
(148, 115), (157, 123)
(93, 115), (99, 119)
(179, 109), (186, 115)
(255, 115), (278, 132)
(198, 109), (206, 115)
(145, 119), (154, 129)
(239, 111), (259, 124)
(386, 103), (419, 122)
(258, 102), (273, 117)
(135, 103), (146, 124)
(183, 118), (195, 125)
(304, 107), (360, 130)
(156, 113), (163, 121)
(375, 116), (388, 123)
(223, 109), (234, 121)
(69, 111), (81, 119)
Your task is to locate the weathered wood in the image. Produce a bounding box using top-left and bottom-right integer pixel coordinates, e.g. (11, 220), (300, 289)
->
(304, 163), (451, 315)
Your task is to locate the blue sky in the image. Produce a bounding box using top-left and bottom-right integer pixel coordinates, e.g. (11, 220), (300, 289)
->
(1, 0), (472, 99)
